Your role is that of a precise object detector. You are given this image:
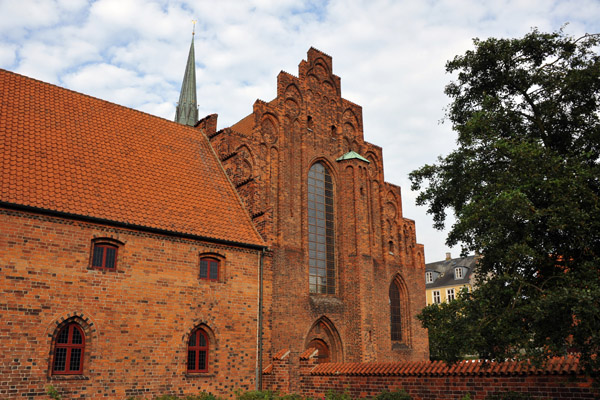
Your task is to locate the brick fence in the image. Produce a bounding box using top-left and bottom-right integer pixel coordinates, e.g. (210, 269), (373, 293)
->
(263, 349), (598, 400)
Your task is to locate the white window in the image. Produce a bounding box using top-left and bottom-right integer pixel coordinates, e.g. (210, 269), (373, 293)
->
(425, 271), (433, 283)
(432, 290), (441, 304)
(447, 288), (455, 301)
(454, 267), (463, 279)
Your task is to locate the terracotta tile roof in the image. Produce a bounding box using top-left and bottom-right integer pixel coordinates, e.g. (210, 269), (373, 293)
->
(310, 356), (583, 376)
(0, 69), (264, 248)
(230, 113), (254, 136)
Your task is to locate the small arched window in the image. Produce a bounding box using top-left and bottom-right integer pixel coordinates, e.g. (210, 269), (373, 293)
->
(308, 162), (335, 294)
(389, 281), (402, 341)
(52, 323), (85, 374)
(187, 328), (209, 373)
(90, 238), (123, 271)
(199, 257), (219, 281)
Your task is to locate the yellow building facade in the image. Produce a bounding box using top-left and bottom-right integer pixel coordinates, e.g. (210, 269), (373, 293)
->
(425, 253), (477, 305)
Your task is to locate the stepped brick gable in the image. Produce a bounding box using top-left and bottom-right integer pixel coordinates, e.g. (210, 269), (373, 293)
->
(210, 48), (428, 385)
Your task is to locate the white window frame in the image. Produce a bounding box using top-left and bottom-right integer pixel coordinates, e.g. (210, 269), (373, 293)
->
(432, 290), (441, 304)
(446, 288), (455, 301)
(454, 267), (463, 279)
(426, 271), (433, 283)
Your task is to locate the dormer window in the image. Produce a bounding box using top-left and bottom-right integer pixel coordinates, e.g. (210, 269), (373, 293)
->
(454, 267), (463, 279)
(425, 271), (433, 283)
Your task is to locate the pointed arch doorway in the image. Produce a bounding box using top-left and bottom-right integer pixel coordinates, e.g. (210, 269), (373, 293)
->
(304, 316), (343, 363)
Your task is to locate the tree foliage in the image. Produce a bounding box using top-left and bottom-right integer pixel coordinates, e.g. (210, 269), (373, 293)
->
(410, 28), (600, 374)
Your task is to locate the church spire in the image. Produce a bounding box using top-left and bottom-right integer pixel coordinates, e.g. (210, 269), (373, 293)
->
(175, 26), (198, 126)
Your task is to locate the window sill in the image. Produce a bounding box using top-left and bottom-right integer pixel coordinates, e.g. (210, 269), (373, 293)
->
(309, 295), (343, 304)
(87, 266), (120, 273)
(48, 375), (89, 381)
(309, 295), (344, 313)
(185, 373), (216, 378)
(392, 342), (411, 351)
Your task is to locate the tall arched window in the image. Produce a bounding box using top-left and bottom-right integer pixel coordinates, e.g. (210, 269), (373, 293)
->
(390, 281), (402, 341)
(308, 162), (335, 294)
(187, 328), (209, 373)
(52, 323), (85, 374)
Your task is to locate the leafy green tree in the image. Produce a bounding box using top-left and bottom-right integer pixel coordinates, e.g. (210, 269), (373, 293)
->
(418, 288), (476, 362)
(410, 28), (600, 374)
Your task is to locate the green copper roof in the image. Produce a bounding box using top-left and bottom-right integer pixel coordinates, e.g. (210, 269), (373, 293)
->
(175, 36), (198, 126)
(336, 151), (370, 163)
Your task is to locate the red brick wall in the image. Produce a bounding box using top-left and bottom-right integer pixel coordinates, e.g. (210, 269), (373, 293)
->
(263, 356), (598, 400)
(294, 373), (597, 400)
(0, 208), (262, 398)
(211, 48), (429, 374)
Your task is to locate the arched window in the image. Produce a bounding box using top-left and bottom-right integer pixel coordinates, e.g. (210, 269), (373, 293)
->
(199, 257), (219, 281)
(389, 281), (402, 341)
(52, 323), (85, 374)
(92, 243), (117, 269)
(187, 328), (209, 373)
(308, 162), (335, 294)
(90, 238), (123, 271)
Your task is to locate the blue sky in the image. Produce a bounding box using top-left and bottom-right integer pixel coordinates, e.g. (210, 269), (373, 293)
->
(1, 0), (599, 262)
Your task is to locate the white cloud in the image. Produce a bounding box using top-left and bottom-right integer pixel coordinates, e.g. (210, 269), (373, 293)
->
(2, 0), (599, 261)
(61, 63), (170, 110)
(0, 0), (62, 37)
(0, 44), (17, 68)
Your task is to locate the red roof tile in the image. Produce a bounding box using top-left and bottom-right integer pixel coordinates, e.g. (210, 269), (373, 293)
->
(309, 356), (583, 377)
(273, 349), (290, 360)
(0, 69), (264, 248)
(262, 364), (273, 374)
(300, 347), (318, 360)
(230, 113), (254, 136)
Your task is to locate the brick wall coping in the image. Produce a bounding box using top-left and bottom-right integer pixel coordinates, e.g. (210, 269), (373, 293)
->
(308, 355), (582, 377)
(273, 349), (291, 360)
(300, 347), (317, 360)
(263, 364), (273, 374)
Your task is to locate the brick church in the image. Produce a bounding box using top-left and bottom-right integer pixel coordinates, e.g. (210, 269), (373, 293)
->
(0, 39), (428, 398)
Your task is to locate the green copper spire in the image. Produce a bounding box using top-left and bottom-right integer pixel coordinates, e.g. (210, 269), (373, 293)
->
(175, 34), (198, 126)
